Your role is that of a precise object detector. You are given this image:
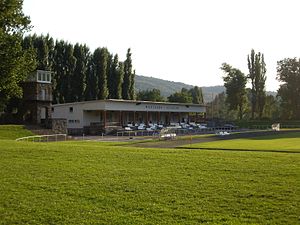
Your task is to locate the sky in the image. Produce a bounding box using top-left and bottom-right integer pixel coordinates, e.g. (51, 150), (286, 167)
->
(23, 0), (300, 91)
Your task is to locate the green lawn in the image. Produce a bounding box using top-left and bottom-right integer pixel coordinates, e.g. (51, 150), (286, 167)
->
(0, 128), (299, 224)
(184, 132), (300, 152)
(0, 125), (33, 140)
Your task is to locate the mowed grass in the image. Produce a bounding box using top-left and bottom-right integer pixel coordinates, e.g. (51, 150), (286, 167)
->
(184, 132), (300, 152)
(0, 125), (33, 140)
(0, 128), (299, 224)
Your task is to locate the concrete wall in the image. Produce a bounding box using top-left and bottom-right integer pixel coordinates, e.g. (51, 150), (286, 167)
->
(52, 104), (83, 129)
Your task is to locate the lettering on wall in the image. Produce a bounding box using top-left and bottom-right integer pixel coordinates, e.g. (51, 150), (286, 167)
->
(145, 105), (179, 110)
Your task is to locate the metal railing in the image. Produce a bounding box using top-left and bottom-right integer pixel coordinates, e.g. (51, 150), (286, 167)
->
(116, 127), (238, 138)
(15, 134), (67, 142)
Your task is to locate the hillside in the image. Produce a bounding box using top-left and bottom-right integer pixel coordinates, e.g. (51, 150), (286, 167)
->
(135, 75), (276, 103)
(135, 75), (225, 103)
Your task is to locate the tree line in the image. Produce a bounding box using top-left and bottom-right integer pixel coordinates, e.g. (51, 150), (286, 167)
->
(213, 50), (300, 120)
(22, 34), (135, 104)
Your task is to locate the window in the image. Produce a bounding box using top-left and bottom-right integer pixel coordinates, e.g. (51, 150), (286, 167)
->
(38, 72), (42, 81)
(69, 107), (73, 113)
(51, 107), (54, 112)
(68, 119), (80, 124)
(46, 73), (50, 82)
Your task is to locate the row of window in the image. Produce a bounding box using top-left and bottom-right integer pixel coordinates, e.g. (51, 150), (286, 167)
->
(68, 119), (80, 124)
(50, 107), (73, 113)
(37, 72), (51, 82)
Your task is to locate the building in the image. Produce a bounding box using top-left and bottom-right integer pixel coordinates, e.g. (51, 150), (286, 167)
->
(22, 70), (52, 124)
(52, 99), (206, 134)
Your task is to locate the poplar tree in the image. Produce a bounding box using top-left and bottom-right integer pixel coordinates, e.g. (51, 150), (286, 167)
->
(62, 43), (76, 102)
(52, 40), (65, 103)
(122, 48), (133, 99)
(116, 62), (124, 99)
(108, 54), (119, 99)
(247, 49), (267, 119)
(73, 43), (89, 101)
(189, 86), (204, 104)
(93, 48), (109, 100)
(85, 55), (97, 100)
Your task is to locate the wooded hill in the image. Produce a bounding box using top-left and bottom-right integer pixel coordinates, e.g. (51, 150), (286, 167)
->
(135, 75), (225, 103)
(135, 75), (276, 103)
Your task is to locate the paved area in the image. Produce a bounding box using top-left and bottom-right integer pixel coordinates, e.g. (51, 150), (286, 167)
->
(71, 129), (300, 149)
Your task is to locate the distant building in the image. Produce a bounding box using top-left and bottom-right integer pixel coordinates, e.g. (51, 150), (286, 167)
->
(52, 99), (206, 134)
(22, 70), (52, 124)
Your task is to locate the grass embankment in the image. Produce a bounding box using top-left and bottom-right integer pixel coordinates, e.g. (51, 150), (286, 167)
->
(0, 125), (33, 140)
(0, 126), (299, 224)
(184, 132), (300, 153)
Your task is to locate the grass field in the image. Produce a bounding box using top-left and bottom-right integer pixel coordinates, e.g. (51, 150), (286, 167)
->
(0, 126), (299, 224)
(0, 125), (33, 140)
(184, 132), (300, 152)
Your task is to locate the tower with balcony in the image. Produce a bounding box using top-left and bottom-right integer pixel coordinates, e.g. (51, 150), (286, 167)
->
(22, 70), (52, 124)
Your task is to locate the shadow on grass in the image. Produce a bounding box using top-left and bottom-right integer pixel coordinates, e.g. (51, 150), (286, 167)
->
(177, 146), (300, 154)
(217, 130), (300, 141)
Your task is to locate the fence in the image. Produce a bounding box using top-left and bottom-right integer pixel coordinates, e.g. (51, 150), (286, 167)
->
(15, 134), (67, 142)
(116, 127), (237, 138)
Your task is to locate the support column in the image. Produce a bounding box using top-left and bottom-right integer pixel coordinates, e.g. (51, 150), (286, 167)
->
(146, 111), (149, 125)
(158, 111), (160, 124)
(168, 112), (171, 125)
(119, 111), (122, 126)
(133, 111), (136, 125)
(179, 112), (181, 123)
(103, 110), (107, 128)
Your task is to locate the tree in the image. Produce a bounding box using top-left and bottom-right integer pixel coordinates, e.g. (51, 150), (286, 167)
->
(189, 86), (204, 104)
(262, 95), (280, 120)
(277, 58), (300, 119)
(137, 89), (165, 102)
(168, 88), (192, 103)
(122, 48), (134, 99)
(221, 63), (247, 120)
(0, 0), (36, 110)
(108, 54), (118, 99)
(247, 49), (267, 119)
(93, 48), (109, 100)
(116, 62), (124, 99)
(85, 54), (97, 100)
(72, 43), (89, 101)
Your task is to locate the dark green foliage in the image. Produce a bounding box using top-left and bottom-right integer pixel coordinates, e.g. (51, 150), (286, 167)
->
(189, 86), (204, 104)
(72, 44), (89, 101)
(108, 54), (123, 99)
(116, 62), (124, 99)
(52, 40), (65, 103)
(93, 48), (109, 100)
(247, 49), (267, 119)
(221, 63), (247, 120)
(262, 95), (280, 120)
(277, 58), (300, 119)
(52, 41), (76, 103)
(122, 48), (134, 99)
(206, 92), (236, 120)
(0, 0), (36, 110)
(85, 55), (97, 100)
(137, 89), (165, 102)
(168, 88), (193, 103)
